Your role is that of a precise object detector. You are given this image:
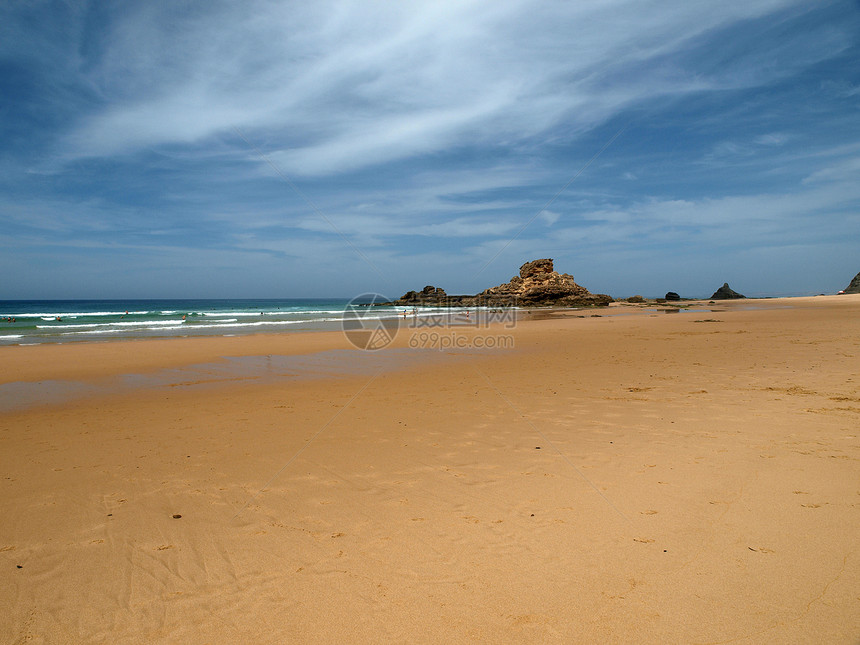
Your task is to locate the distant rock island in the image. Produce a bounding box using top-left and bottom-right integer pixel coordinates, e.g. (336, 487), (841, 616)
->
(710, 282), (745, 299)
(394, 259), (613, 307)
(840, 271), (860, 294)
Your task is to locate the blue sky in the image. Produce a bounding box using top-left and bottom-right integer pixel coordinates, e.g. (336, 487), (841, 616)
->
(1, 0), (858, 299)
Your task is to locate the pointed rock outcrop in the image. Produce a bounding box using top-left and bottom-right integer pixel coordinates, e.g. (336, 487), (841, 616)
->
(710, 283), (745, 299)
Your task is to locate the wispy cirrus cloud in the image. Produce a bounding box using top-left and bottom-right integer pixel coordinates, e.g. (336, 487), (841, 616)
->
(1, 0), (858, 298)
(51, 0), (827, 172)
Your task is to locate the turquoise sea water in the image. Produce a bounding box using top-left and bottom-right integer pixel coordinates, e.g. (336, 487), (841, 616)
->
(0, 298), (488, 346)
(0, 298), (388, 345)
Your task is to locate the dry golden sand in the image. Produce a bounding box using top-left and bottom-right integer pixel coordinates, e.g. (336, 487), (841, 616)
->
(1, 295), (858, 643)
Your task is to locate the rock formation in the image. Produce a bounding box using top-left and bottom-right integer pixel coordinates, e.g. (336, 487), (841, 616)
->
(398, 286), (449, 305)
(710, 282), (745, 299)
(471, 259), (612, 306)
(392, 259), (612, 307)
(841, 271), (860, 294)
(664, 292), (681, 301)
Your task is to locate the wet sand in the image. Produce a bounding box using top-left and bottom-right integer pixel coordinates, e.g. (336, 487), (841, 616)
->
(1, 295), (858, 643)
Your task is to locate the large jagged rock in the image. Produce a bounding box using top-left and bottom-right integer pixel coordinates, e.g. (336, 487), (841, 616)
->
(710, 282), (745, 299)
(472, 258), (612, 306)
(518, 259), (555, 279)
(392, 259), (612, 307)
(841, 271), (860, 294)
(398, 285), (449, 305)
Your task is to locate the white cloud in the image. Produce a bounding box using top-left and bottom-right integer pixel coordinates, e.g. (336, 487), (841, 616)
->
(801, 156), (860, 184)
(268, 95), (513, 175)
(754, 133), (789, 146)
(6, 0), (858, 298)
(555, 179), (860, 250)
(538, 210), (560, 226)
(58, 0), (810, 174)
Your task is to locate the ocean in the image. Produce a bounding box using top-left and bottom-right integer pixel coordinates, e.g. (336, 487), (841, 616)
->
(0, 298), (389, 345)
(0, 298), (485, 346)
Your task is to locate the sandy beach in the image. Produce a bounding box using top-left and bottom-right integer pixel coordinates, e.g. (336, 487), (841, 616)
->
(1, 295), (858, 643)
